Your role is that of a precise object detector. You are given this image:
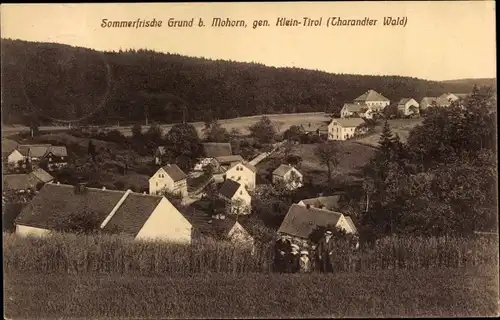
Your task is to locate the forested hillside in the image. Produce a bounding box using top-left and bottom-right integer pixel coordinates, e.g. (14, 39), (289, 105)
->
(1, 38), (492, 125)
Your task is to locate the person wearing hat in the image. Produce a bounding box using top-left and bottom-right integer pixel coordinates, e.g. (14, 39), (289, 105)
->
(316, 230), (335, 273)
(274, 235), (291, 273)
(287, 244), (300, 273)
(299, 250), (311, 273)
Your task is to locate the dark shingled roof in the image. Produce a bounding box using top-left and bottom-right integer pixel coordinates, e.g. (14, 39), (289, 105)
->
(215, 155), (244, 164)
(161, 164), (187, 182)
(354, 89), (389, 102)
(334, 118), (366, 127)
(278, 204), (343, 239)
(47, 146), (68, 157)
(202, 143), (232, 158)
(186, 213), (238, 240)
(218, 179), (241, 199)
(101, 193), (163, 237)
(3, 174), (41, 191)
(300, 195), (341, 211)
(273, 164), (295, 177)
(30, 168), (54, 183)
(342, 103), (368, 113)
(17, 144), (52, 158)
(15, 184), (125, 230)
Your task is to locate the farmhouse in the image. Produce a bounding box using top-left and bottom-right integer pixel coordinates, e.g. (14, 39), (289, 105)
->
(218, 179), (252, 215)
(188, 213), (255, 249)
(224, 160), (256, 191)
(44, 146), (68, 171)
(193, 142), (233, 171)
(277, 204), (356, 247)
(272, 164), (303, 190)
(340, 103), (370, 119)
(420, 93), (468, 110)
(327, 118), (366, 141)
(7, 144), (68, 170)
(149, 164), (188, 198)
(3, 169), (54, 193)
(15, 183), (193, 243)
(298, 195), (341, 211)
(353, 89), (390, 111)
(397, 98), (420, 117)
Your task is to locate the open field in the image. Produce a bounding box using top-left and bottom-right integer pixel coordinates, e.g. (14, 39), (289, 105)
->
(355, 118), (423, 147)
(4, 266), (499, 318)
(258, 141), (376, 185)
(1, 112), (331, 138)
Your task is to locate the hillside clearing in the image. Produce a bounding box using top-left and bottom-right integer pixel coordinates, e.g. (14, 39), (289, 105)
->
(4, 266), (498, 318)
(356, 118), (423, 147)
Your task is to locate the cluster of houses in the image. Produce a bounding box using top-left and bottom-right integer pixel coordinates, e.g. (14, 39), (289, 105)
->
(326, 89), (468, 141)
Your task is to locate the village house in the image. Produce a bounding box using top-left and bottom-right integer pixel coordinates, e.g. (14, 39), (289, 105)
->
(3, 168), (54, 194)
(149, 164), (188, 198)
(187, 213), (255, 251)
(15, 183), (193, 243)
(272, 164), (303, 190)
(218, 179), (252, 216)
(420, 93), (469, 110)
(6, 144), (68, 170)
(193, 142), (233, 172)
(340, 103), (371, 119)
(224, 160), (257, 192)
(353, 89), (391, 111)
(327, 118), (366, 141)
(277, 204), (357, 248)
(397, 98), (420, 117)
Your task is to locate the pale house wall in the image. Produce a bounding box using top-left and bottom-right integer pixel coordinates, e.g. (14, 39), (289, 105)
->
(335, 215), (354, 234)
(225, 163), (255, 191)
(16, 225), (51, 237)
(282, 169), (303, 190)
(229, 185), (252, 215)
(8, 150), (24, 165)
(135, 198), (192, 244)
(149, 168), (175, 195)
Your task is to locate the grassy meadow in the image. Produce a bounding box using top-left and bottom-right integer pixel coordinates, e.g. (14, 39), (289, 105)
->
(355, 118), (423, 147)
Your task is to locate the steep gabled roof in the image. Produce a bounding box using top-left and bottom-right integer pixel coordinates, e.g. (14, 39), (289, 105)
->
(299, 195), (341, 211)
(30, 168), (54, 183)
(202, 142), (232, 158)
(354, 90), (389, 102)
(3, 174), (41, 191)
(187, 213), (239, 240)
(278, 204), (343, 239)
(272, 164), (296, 177)
(333, 118), (365, 127)
(17, 144), (52, 158)
(342, 103), (368, 113)
(218, 179), (242, 199)
(47, 146), (68, 157)
(215, 155), (244, 164)
(15, 184), (125, 230)
(161, 164), (187, 182)
(101, 193), (164, 237)
(227, 161), (257, 173)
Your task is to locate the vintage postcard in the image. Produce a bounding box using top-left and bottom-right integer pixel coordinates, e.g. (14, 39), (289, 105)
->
(2, 1), (498, 319)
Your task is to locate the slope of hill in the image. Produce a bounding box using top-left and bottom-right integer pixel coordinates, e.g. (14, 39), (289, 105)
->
(440, 78), (496, 88)
(1, 38), (490, 125)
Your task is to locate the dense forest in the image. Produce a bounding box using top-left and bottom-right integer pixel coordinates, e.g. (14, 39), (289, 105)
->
(1, 38), (495, 125)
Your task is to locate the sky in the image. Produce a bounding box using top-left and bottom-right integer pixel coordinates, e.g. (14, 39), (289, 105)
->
(1, 2), (496, 81)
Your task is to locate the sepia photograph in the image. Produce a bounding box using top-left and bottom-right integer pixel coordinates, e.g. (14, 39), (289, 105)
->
(1, 1), (498, 318)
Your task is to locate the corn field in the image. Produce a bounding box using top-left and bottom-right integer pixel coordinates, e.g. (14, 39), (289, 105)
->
(3, 232), (498, 276)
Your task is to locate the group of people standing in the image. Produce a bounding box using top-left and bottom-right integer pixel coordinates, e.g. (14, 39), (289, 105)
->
(273, 230), (359, 273)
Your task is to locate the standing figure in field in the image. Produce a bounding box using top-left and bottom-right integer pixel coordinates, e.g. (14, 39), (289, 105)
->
(299, 250), (311, 273)
(274, 235), (291, 273)
(317, 230), (335, 273)
(287, 244), (300, 273)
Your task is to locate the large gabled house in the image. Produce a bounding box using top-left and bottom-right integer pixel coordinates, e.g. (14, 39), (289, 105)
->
(15, 183), (193, 243)
(353, 89), (390, 111)
(277, 204), (357, 247)
(224, 160), (257, 192)
(397, 98), (420, 117)
(218, 179), (252, 216)
(272, 164), (303, 190)
(327, 118), (367, 141)
(149, 164), (188, 198)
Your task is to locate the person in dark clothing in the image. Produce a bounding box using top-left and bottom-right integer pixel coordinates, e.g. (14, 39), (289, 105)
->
(287, 244), (300, 273)
(274, 235), (291, 273)
(316, 230), (335, 273)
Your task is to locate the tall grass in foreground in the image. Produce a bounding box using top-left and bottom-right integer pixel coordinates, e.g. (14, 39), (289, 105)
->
(3, 232), (498, 276)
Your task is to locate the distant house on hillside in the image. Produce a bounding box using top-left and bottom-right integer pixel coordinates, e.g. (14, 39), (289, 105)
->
(340, 103), (370, 119)
(224, 160), (256, 192)
(420, 93), (469, 110)
(272, 164), (303, 190)
(149, 164), (188, 198)
(218, 179), (252, 216)
(397, 98), (420, 117)
(193, 142), (233, 171)
(327, 118), (366, 141)
(7, 144), (68, 171)
(15, 183), (193, 243)
(353, 89), (390, 111)
(277, 204), (356, 247)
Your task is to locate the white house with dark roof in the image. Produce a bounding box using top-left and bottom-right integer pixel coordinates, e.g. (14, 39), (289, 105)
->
(272, 164), (303, 190)
(7, 144), (68, 170)
(420, 93), (468, 110)
(340, 103), (371, 119)
(149, 164), (188, 198)
(328, 118), (366, 141)
(224, 161), (256, 192)
(15, 183), (193, 243)
(397, 98), (420, 117)
(353, 89), (390, 111)
(218, 179), (251, 215)
(277, 204), (356, 247)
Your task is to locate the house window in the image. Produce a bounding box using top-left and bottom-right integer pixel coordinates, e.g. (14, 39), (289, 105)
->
(156, 182), (158, 187)
(240, 190), (243, 195)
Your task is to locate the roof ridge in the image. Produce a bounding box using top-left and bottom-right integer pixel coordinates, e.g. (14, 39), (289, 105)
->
(45, 183), (127, 194)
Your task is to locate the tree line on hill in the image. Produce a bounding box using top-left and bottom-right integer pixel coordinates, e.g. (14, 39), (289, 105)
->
(1, 38), (489, 126)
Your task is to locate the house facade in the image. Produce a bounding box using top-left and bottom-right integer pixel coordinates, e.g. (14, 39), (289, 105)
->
(15, 183), (193, 243)
(224, 161), (256, 192)
(272, 164), (303, 190)
(149, 164), (188, 198)
(7, 144), (68, 170)
(44, 146), (68, 171)
(328, 118), (366, 141)
(353, 89), (390, 111)
(397, 98), (420, 117)
(340, 103), (370, 119)
(218, 179), (252, 215)
(420, 93), (468, 110)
